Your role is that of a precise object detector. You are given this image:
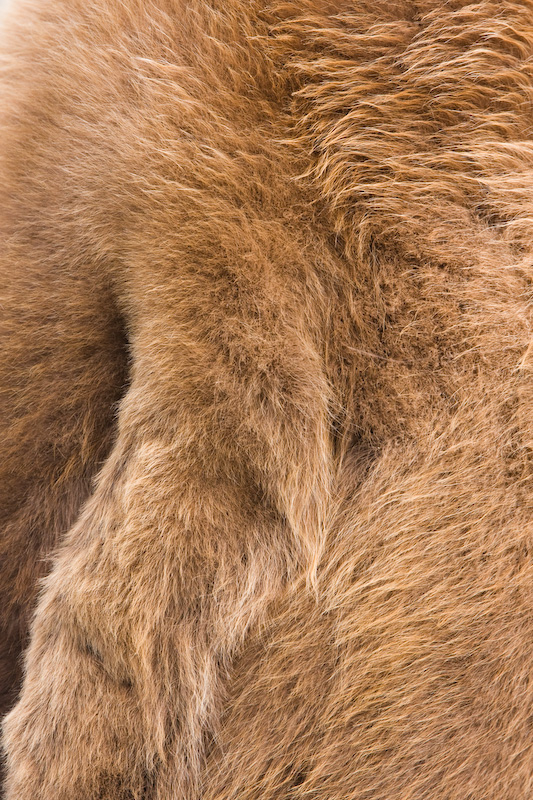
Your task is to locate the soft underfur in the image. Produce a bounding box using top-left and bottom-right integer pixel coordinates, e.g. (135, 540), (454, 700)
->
(1, 0), (533, 797)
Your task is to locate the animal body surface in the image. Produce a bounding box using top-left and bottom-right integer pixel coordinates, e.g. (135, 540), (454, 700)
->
(1, 0), (533, 797)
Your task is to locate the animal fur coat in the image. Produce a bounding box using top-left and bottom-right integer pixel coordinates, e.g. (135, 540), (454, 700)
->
(1, 0), (533, 798)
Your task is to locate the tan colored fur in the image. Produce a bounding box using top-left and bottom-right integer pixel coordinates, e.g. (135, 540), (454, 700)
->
(1, 0), (533, 797)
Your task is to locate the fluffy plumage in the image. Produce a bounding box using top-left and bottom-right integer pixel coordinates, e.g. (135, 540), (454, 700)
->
(1, 0), (533, 797)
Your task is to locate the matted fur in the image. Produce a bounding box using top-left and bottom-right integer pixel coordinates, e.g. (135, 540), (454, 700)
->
(1, 0), (533, 797)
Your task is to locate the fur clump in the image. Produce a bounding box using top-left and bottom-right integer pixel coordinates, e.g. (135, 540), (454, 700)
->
(1, 1), (533, 797)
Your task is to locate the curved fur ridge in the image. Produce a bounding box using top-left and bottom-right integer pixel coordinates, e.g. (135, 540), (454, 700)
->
(0, 1), (533, 798)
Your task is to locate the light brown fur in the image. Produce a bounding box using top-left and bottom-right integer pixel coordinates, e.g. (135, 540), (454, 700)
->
(1, 0), (533, 797)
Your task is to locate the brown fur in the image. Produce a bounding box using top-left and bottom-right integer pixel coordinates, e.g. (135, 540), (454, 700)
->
(1, 0), (533, 797)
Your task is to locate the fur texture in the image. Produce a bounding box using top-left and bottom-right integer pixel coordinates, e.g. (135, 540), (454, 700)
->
(1, 0), (533, 797)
